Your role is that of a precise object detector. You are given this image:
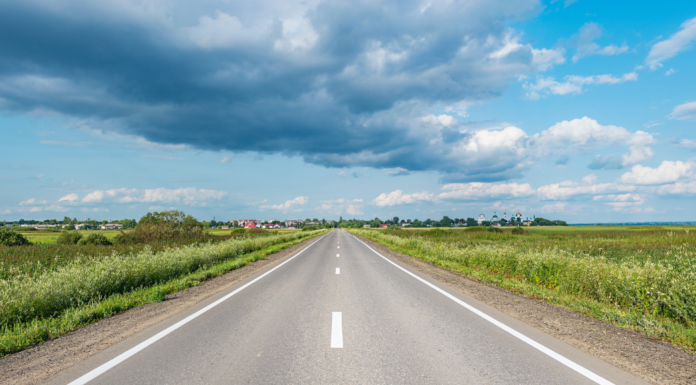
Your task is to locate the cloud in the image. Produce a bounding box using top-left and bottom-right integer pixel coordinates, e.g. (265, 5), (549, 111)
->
(219, 156), (233, 164)
(35, 174), (46, 179)
(665, 68), (676, 76)
(658, 181), (696, 195)
(674, 139), (696, 150)
(588, 154), (623, 170)
(62, 180), (74, 186)
(669, 101), (696, 121)
(0, 0), (572, 183)
(619, 161), (694, 185)
(646, 17), (696, 69)
(537, 174), (634, 200)
(315, 198), (363, 215)
(81, 187), (227, 205)
(572, 23), (629, 63)
(372, 190), (434, 207)
(593, 193), (644, 212)
(385, 167), (411, 176)
(260, 196), (308, 212)
(58, 193), (79, 202)
(337, 171), (347, 177)
(533, 117), (654, 166)
(540, 202), (567, 213)
(555, 155), (569, 165)
(524, 72), (637, 99)
(0, 209), (11, 215)
(438, 182), (534, 200)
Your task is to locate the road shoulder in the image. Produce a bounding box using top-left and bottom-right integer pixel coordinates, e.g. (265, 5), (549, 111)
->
(353, 233), (696, 385)
(0, 235), (323, 385)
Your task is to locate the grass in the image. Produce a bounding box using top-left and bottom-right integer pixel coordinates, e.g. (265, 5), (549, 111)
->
(348, 226), (696, 352)
(0, 229), (327, 357)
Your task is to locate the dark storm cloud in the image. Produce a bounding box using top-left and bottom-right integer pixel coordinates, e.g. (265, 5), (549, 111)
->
(0, 0), (549, 181)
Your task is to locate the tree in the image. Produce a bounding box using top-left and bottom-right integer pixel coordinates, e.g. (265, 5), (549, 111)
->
(500, 218), (508, 226)
(393, 216), (400, 224)
(439, 216), (453, 227)
(466, 218), (477, 227)
(0, 227), (31, 246)
(122, 219), (137, 229)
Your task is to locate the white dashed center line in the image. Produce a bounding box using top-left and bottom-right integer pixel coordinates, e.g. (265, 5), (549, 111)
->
(331, 312), (343, 348)
(336, 254), (339, 257)
(336, 268), (340, 274)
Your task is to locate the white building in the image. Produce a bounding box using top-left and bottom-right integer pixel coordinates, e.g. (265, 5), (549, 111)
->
(477, 214), (486, 225)
(100, 223), (123, 230)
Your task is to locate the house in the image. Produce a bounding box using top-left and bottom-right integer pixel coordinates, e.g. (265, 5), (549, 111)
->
(261, 223), (281, 229)
(221, 225), (229, 230)
(363, 224), (371, 228)
(100, 223), (123, 230)
(401, 222), (411, 227)
(285, 220), (303, 229)
(245, 222), (256, 229)
(380, 224), (388, 228)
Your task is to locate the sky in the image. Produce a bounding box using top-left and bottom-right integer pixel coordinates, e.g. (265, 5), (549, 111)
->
(1, 0), (696, 224)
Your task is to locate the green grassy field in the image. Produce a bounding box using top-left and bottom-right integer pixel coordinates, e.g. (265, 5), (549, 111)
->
(348, 226), (696, 352)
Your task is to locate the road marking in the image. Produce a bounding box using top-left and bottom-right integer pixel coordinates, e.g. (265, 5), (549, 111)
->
(67, 234), (329, 385)
(351, 235), (615, 385)
(336, 254), (339, 257)
(336, 268), (340, 274)
(337, 246), (340, 248)
(331, 312), (343, 348)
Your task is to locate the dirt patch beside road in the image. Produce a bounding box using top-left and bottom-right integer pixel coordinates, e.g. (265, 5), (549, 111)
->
(354, 233), (696, 385)
(0, 235), (321, 385)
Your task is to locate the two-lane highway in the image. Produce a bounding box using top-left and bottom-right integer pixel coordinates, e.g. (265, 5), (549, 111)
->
(45, 230), (648, 385)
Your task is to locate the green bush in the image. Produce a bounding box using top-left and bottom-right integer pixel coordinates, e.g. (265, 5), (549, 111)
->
(56, 231), (83, 245)
(231, 228), (247, 234)
(386, 225), (401, 230)
(511, 226), (526, 235)
(486, 227), (503, 233)
(77, 233), (112, 246)
(302, 225), (319, 231)
(0, 228), (31, 246)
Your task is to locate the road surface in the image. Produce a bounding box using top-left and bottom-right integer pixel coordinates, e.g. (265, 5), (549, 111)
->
(44, 230), (647, 385)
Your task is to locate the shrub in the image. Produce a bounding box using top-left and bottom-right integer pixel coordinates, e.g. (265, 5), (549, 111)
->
(386, 225), (401, 230)
(56, 231), (83, 245)
(249, 228), (266, 234)
(114, 210), (208, 244)
(486, 227), (503, 233)
(511, 226), (525, 235)
(231, 228), (247, 234)
(0, 228), (31, 246)
(77, 233), (112, 246)
(303, 225), (319, 231)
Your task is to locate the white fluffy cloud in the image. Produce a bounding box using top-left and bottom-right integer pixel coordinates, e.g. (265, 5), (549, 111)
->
(58, 193), (79, 202)
(82, 187), (227, 205)
(260, 196), (308, 212)
(372, 190), (434, 207)
(619, 161), (694, 185)
(593, 194), (644, 212)
(537, 174), (635, 200)
(524, 72), (637, 99)
(646, 17), (696, 69)
(658, 181), (696, 195)
(438, 182), (534, 200)
(669, 101), (696, 121)
(533, 117), (654, 166)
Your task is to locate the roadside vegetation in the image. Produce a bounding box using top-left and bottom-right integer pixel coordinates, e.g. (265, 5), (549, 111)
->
(0, 211), (327, 357)
(348, 226), (696, 352)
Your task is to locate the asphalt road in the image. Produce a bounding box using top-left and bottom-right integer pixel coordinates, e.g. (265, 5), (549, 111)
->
(45, 230), (648, 385)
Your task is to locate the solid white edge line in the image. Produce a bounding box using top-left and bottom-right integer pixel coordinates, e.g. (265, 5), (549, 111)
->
(351, 234), (614, 385)
(67, 233), (329, 385)
(331, 312), (343, 348)
(336, 268), (340, 274)
(336, 254), (339, 257)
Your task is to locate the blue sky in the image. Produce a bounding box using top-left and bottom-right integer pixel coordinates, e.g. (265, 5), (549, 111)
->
(1, 0), (695, 223)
